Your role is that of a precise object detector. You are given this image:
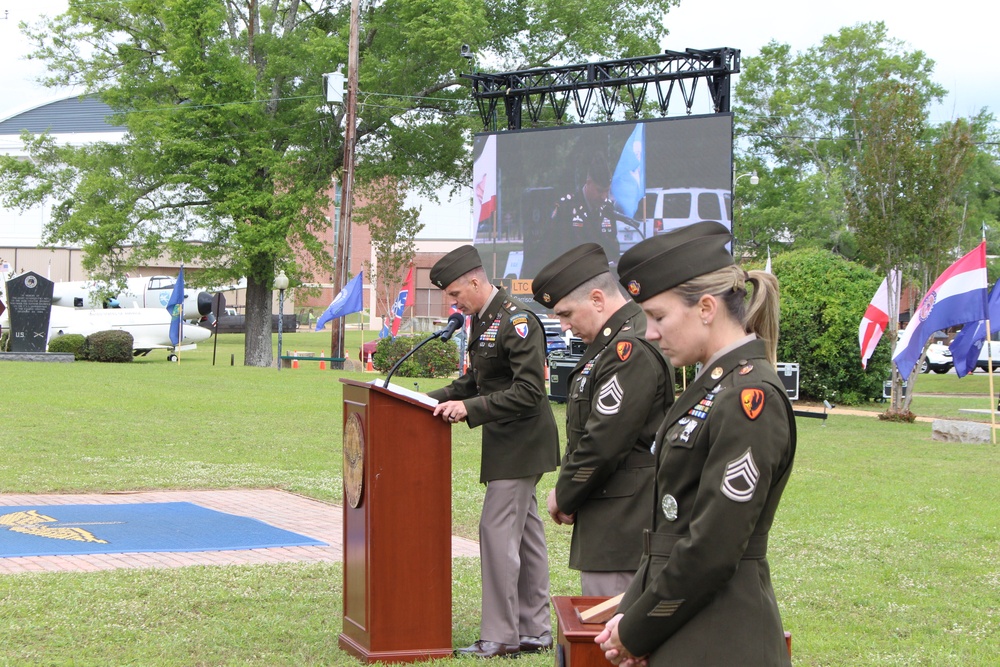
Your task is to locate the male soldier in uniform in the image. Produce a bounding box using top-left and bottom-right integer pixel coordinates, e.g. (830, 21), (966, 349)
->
(532, 243), (674, 596)
(427, 245), (560, 658)
(550, 154), (620, 266)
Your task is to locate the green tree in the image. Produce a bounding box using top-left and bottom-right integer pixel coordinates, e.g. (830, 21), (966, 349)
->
(847, 78), (975, 413)
(353, 177), (423, 322)
(733, 22), (947, 255)
(0, 0), (679, 366)
(774, 248), (889, 404)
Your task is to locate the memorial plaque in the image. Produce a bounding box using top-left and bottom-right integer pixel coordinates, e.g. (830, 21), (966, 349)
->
(6, 272), (55, 353)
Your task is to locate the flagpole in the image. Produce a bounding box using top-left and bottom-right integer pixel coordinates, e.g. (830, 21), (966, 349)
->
(982, 233), (997, 443)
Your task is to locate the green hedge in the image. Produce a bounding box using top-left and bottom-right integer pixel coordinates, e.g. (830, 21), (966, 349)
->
(774, 249), (889, 404)
(83, 330), (134, 363)
(48, 334), (88, 360)
(372, 335), (459, 378)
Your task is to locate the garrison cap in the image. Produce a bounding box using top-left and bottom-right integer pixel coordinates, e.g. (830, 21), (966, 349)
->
(532, 243), (610, 306)
(430, 245), (484, 289)
(617, 221), (733, 302)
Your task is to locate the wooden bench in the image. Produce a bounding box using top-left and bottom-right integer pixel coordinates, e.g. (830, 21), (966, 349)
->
(279, 355), (346, 369)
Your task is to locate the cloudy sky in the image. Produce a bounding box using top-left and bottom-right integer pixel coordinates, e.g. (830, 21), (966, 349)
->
(1, 0), (994, 238)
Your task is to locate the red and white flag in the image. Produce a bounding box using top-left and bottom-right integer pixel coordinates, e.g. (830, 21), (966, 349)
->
(472, 135), (497, 224)
(859, 269), (900, 369)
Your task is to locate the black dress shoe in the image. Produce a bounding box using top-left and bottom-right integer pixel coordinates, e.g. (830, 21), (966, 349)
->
(456, 640), (521, 658)
(518, 634), (553, 653)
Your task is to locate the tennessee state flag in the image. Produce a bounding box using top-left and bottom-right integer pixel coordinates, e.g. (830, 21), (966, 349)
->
(894, 242), (987, 380)
(379, 266), (415, 339)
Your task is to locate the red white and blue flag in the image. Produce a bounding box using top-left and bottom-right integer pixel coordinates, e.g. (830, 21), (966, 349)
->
(859, 269), (900, 369)
(379, 265), (415, 339)
(472, 135), (497, 224)
(893, 242), (988, 380)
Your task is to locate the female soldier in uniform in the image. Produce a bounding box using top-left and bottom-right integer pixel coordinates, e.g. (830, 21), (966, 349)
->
(597, 221), (795, 666)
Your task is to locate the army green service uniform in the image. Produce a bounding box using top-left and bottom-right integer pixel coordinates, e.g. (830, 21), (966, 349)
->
(615, 338), (795, 666)
(558, 300), (673, 577)
(428, 286), (559, 646)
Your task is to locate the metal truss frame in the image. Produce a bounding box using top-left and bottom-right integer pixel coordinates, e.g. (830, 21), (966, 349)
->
(462, 48), (740, 131)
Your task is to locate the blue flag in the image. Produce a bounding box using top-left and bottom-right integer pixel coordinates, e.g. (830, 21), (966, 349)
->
(949, 279), (1000, 377)
(166, 266), (185, 346)
(315, 272), (364, 331)
(611, 124), (645, 219)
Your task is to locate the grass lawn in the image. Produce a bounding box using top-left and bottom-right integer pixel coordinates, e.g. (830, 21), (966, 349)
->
(1, 335), (998, 665)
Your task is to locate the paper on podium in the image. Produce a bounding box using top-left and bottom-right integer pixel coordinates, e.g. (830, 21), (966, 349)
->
(370, 378), (439, 408)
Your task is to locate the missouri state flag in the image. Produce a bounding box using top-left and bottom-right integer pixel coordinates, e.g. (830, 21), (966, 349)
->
(379, 266), (415, 339)
(893, 242), (988, 380)
(859, 269), (900, 369)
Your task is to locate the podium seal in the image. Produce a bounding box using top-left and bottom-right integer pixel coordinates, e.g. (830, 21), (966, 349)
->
(344, 412), (365, 508)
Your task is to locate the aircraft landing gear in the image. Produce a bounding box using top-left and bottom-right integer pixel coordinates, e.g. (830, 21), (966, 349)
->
(167, 353), (178, 362)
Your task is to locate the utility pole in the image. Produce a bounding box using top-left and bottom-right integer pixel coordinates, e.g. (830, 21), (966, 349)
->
(330, 0), (360, 369)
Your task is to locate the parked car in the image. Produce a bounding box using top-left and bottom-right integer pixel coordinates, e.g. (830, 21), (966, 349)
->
(538, 315), (567, 357)
(975, 339), (1000, 372)
(618, 187), (732, 253)
(920, 342), (953, 374)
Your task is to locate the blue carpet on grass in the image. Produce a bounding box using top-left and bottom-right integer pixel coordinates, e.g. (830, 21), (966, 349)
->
(0, 502), (326, 558)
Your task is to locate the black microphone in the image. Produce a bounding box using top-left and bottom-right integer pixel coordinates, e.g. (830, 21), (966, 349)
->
(438, 312), (466, 342)
(384, 313), (465, 387)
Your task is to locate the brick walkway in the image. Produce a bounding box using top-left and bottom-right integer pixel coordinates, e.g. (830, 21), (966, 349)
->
(0, 489), (480, 574)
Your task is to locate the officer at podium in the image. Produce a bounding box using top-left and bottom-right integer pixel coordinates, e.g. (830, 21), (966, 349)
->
(427, 245), (560, 659)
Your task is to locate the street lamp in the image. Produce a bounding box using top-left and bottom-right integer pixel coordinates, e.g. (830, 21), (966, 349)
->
(735, 170), (759, 185)
(275, 270), (289, 370)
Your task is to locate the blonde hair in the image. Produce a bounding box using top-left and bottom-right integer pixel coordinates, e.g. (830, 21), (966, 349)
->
(672, 266), (781, 365)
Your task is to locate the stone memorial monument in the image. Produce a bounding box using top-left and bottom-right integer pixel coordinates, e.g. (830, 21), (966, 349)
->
(6, 271), (55, 353)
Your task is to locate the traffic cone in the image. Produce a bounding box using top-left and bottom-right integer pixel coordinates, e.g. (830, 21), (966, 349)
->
(366, 353), (374, 372)
(319, 350), (326, 371)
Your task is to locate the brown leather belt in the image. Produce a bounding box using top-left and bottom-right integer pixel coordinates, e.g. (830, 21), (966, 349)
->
(643, 530), (768, 560)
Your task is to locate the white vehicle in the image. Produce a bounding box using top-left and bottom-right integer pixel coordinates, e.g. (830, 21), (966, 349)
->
(920, 342), (953, 374)
(51, 275), (214, 321)
(618, 187), (732, 252)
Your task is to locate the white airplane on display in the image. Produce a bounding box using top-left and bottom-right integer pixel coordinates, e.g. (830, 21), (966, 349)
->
(51, 275), (215, 321)
(46, 305), (212, 359)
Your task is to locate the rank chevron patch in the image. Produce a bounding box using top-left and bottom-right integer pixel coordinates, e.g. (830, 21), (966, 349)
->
(596, 374), (624, 415)
(721, 447), (760, 502)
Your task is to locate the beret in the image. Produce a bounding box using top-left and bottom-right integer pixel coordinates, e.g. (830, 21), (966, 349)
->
(531, 243), (610, 306)
(430, 245), (484, 289)
(617, 221), (733, 302)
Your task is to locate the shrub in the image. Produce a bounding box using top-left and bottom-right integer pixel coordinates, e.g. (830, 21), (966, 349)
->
(773, 249), (889, 404)
(48, 334), (87, 360)
(372, 335), (459, 378)
(83, 330), (134, 363)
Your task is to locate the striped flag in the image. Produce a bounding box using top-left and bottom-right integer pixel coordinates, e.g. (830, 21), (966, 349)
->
(893, 242), (987, 380)
(859, 269), (900, 369)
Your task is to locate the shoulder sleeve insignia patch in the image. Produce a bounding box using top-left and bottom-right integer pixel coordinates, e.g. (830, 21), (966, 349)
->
(616, 340), (632, 361)
(596, 374), (624, 415)
(740, 388), (765, 420)
(721, 447), (759, 502)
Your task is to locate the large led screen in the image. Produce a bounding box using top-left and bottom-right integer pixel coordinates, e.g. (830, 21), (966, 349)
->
(471, 113), (733, 305)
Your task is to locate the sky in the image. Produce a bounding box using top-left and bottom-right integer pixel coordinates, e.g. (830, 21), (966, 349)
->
(1, 0), (996, 238)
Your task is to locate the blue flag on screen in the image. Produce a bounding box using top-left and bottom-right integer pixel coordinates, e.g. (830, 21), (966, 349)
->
(166, 266), (185, 346)
(315, 272), (364, 331)
(611, 124), (645, 219)
(949, 279), (1000, 377)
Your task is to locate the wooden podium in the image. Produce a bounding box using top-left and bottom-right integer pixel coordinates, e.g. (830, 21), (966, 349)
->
(553, 596), (610, 667)
(338, 380), (454, 663)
